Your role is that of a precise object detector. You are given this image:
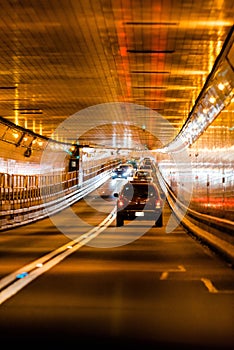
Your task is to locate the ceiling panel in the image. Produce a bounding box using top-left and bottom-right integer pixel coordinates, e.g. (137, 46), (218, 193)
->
(0, 0), (233, 150)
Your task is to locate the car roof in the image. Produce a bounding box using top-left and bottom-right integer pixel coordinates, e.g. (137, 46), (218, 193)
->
(122, 181), (160, 194)
(135, 169), (152, 173)
(120, 163), (133, 167)
(138, 167), (152, 171)
(128, 181), (157, 187)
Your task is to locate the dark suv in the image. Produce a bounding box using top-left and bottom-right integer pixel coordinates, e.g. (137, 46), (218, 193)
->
(114, 181), (163, 227)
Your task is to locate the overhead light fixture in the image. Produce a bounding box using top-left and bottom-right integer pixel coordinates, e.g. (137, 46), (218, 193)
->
(157, 25), (234, 153)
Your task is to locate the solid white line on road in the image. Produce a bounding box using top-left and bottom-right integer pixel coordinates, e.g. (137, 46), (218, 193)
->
(0, 209), (116, 305)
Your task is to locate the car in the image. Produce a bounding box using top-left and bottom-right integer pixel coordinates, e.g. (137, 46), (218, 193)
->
(133, 169), (153, 182)
(143, 157), (152, 165)
(111, 163), (135, 179)
(114, 181), (163, 227)
(139, 157), (153, 166)
(126, 159), (138, 170)
(139, 164), (152, 170)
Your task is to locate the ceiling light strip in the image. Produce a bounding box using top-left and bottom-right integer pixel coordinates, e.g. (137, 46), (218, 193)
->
(158, 25), (234, 153)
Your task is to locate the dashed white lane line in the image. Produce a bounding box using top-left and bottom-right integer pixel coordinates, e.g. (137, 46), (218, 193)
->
(159, 265), (186, 280)
(201, 278), (218, 293)
(178, 265), (186, 272)
(160, 271), (233, 294)
(160, 272), (169, 280)
(200, 278), (234, 294)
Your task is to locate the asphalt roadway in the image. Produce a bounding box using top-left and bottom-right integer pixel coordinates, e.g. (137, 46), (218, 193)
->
(0, 179), (233, 349)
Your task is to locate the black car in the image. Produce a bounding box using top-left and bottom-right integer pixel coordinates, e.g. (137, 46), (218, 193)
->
(114, 181), (163, 227)
(111, 163), (135, 179)
(133, 169), (153, 182)
(139, 164), (152, 170)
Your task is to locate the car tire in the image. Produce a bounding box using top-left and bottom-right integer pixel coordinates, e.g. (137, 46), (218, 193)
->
(116, 214), (124, 227)
(155, 213), (163, 227)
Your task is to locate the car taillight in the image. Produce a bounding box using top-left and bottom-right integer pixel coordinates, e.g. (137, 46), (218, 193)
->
(118, 200), (125, 208)
(155, 199), (161, 208)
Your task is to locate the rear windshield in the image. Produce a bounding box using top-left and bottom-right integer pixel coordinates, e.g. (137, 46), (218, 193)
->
(119, 165), (131, 169)
(135, 171), (151, 177)
(122, 183), (158, 199)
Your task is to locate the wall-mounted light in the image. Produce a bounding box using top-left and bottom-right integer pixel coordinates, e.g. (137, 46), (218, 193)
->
(13, 132), (19, 139)
(15, 132), (26, 147)
(24, 147), (32, 158)
(218, 82), (225, 91)
(23, 136), (37, 157)
(209, 96), (216, 103)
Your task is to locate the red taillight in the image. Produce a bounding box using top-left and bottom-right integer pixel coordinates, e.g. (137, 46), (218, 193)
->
(155, 200), (161, 208)
(118, 200), (125, 208)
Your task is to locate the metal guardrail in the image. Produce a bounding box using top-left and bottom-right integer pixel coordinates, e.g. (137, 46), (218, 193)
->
(157, 169), (234, 266)
(0, 165), (114, 231)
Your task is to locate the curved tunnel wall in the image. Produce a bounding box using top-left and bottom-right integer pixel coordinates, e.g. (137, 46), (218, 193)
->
(158, 101), (234, 222)
(157, 29), (234, 223)
(188, 105), (233, 221)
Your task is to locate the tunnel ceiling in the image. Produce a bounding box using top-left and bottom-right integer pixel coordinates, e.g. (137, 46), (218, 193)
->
(0, 0), (233, 150)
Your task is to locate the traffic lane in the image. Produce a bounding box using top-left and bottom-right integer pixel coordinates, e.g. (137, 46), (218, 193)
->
(95, 177), (127, 199)
(0, 220), (233, 349)
(0, 177), (124, 279)
(0, 189), (113, 279)
(0, 176), (128, 269)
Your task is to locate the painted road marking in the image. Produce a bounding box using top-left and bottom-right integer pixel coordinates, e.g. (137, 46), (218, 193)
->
(0, 208), (116, 305)
(160, 272), (169, 280)
(201, 278), (218, 293)
(201, 277), (234, 294)
(160, 265), (186, 280)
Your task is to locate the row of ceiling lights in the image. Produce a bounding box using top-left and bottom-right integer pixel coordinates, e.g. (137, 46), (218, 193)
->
(157, 26), (234, 154)
(1, 27), (233, 159)
(2, 71), (233, 158)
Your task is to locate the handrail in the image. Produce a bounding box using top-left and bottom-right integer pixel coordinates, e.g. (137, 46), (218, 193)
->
(0, 169), (112, 231)
(0, 157), (121, 231)
(157, 168), (234, 265)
